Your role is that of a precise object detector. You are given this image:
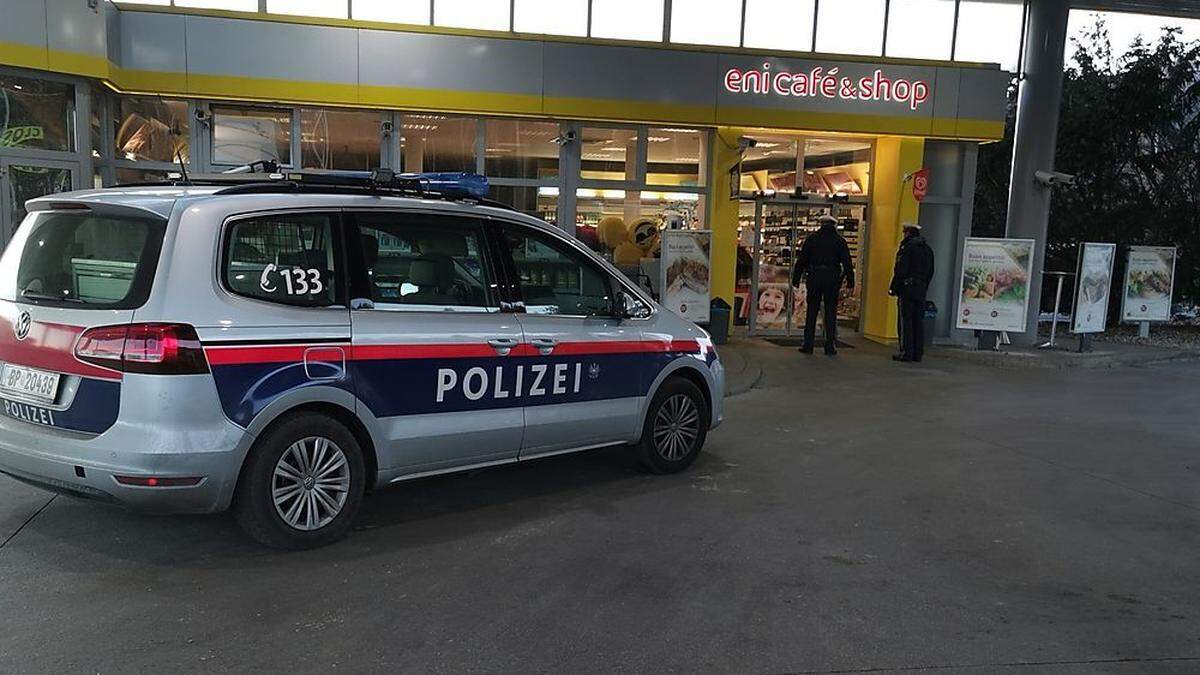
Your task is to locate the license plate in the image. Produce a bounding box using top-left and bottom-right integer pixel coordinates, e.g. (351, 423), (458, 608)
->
(0, 364), (61, 403)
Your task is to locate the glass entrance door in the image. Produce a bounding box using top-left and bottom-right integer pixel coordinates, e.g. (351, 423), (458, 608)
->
(748, 198), (868, 337)
(0, 159), (77, 244)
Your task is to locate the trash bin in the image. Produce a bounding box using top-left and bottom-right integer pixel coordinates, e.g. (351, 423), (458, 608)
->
(923, 301), (938, 348)
(708, 298), (731, 345)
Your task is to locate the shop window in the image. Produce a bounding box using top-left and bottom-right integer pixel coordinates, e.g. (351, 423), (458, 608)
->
(739, 136), (799, 194)
(885, 0), (956, 61)
(267, 0), (347, 19)
(0, 76), (75, 153)
(646, 127), (704, 188)
(591, 0), (665, 42)
(300, 109), (381, 171)
(115, 97), (189, 164)
(581, 127), (638, 183)
(490, 185), (551, 220)
(815, 0), (885, 57)
(483, 119), (559, 180)
(803, 138), (873, 197)
(212, 106), (292, 167)
(743, 0), (815, 51)
(956, 0), (1024, 71)
(352, 0), (430, 24)
(513, 0), (588, 36)
(434, 0), (510, 30)
(574, 189), (703, 252)
(400, 115), (476, 174)
(669, 0), (741, 47)
(115, 167), (172, 185)
(175, 0), (258, 9)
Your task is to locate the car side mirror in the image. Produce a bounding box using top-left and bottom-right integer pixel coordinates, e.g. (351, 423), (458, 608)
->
(613, 289), (650, 320)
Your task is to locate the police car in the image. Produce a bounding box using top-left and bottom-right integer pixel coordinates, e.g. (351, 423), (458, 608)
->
(0, 170), (724, 549)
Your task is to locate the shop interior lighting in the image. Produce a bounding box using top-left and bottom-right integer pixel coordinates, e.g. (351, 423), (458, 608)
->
(659, 128), (699, 134)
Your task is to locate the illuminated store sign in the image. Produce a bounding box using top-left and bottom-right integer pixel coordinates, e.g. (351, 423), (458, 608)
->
(723, 64), (930, 111)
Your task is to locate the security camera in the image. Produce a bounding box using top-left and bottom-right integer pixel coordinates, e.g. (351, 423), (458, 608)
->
(1035, 170), (1076, 188)
(381, 120), (394, 135)
(552, 130), (578, 146)
(193, 108), (210, 124)
(737, 136), (758, 151)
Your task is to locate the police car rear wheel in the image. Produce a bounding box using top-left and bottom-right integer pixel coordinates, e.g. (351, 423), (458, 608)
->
(234, 413), (366, 550)
(637, 377), (708, 474)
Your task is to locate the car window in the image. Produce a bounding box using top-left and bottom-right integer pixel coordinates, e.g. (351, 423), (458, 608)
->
(353, 213), (495, 312)
(224, 213), (339, 307)
(3, 211), (165, 309)
(501, 226), (614, 317)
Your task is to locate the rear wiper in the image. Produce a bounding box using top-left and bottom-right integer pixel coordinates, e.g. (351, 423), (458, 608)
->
(20, 289), (84, 304)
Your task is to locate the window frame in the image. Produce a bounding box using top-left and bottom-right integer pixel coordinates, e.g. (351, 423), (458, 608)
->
(344, 209), (502, 314)
(218, 209), (349, 309)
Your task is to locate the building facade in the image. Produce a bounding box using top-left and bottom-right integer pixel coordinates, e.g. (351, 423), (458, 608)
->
(0, 1), (1010, 343)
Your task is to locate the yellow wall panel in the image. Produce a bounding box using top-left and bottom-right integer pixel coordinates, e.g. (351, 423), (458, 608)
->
(862, 136), (925, 344)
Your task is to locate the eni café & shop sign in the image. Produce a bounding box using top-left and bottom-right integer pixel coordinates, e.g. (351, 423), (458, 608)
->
(723, 63), (931, 111)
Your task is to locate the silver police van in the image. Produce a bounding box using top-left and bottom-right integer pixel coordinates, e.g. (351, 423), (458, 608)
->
(0, 171), (724, 548)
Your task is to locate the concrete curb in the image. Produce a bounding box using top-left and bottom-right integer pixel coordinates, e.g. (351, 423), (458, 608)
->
(716, 341), (765, 396)
(932, 344), (1200, 370)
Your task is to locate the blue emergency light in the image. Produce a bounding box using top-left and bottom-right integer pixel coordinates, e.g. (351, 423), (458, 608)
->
(402, 172), (490, 200)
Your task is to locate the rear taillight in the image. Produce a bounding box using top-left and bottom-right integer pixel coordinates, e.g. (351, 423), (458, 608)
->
(75, 323), (209, 375)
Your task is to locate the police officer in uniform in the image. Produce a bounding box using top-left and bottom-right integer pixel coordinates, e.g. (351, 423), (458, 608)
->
(793, 215), (855, 355)
(889, 223), (935, 362)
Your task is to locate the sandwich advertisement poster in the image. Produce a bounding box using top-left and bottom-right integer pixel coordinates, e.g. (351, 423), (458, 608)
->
(956, 237), (1036, 332)
(662, 230), (712, 324)
(1121, 246), (1176, 322)
(1071, 242), (1116, 334)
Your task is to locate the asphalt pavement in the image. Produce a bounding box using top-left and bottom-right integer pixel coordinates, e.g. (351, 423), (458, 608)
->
(2, 339), (1199, 674)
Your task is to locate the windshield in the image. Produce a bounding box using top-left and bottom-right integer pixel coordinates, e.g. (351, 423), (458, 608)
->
(0, 210), (166, 309)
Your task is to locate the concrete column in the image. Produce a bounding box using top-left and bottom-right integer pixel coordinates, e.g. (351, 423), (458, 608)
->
(1004, 0), (1071, 343)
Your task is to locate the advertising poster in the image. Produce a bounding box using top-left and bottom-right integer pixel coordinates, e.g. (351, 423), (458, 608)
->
(1071, 242), (1116, 334)
(956, 237), (1036, 332)
(661, 230), (712, 324)
(1121, 246), (1176, 322)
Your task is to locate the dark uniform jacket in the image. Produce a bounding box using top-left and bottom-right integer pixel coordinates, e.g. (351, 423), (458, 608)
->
(890, 233), (935, 300)
(792, 223), (855, 289)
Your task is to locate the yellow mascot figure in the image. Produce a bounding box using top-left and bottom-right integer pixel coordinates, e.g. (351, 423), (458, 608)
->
(597, 216), (628, 251)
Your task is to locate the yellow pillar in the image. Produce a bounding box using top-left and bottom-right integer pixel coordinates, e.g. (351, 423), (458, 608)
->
(862, 136), (925, 344)
(707, 128), (742, 332)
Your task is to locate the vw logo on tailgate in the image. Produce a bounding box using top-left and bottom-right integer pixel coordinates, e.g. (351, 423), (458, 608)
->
(14, 311), (31, 341)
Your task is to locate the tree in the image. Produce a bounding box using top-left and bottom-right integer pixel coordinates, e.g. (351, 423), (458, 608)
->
(974, 18), (1200, 307)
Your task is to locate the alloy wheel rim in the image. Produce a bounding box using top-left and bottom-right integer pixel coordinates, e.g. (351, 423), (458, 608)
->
(653, 394), (700, 461)
(272, 436), (350, 531)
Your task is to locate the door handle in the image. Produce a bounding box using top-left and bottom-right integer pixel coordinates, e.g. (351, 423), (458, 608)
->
(487, 337), (519, 356)
(530, 338), (558, 355)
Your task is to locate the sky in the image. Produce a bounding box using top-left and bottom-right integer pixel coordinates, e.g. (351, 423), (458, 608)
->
(1066, 9), (1200, 67)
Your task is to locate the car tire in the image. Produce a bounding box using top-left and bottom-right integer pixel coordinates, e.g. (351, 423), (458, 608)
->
(635, 376), (710, 475)
(233, 413), (366, 550)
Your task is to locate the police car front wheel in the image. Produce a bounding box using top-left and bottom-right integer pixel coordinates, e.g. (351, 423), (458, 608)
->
(234, 413), (367, 550)
(636, 377), (709, 474)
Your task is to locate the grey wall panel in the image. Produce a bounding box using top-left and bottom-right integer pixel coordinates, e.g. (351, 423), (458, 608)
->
(0, 0), (48, 52)
(957, 68), (1010, 121)
(119, 11), (186, 74)
(359, 30), (542, 95)
(47, 0), (106, 59)
(931, 68), (961, 123)
(184, 16), (358, 84)
(543, 42), (718, 106)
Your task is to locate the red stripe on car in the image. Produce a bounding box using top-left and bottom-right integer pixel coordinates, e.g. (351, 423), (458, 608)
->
(203, 339), (701, 366)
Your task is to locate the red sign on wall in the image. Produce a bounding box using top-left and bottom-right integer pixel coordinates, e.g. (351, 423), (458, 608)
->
(912, 167), (930, 202)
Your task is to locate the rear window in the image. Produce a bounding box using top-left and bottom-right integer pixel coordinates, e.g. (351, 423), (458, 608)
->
(2, 210), (165, 309)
